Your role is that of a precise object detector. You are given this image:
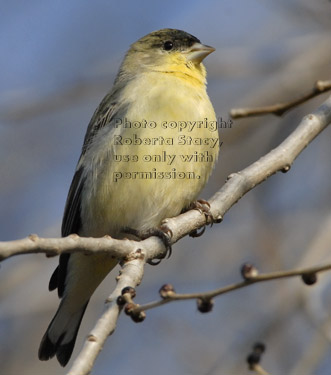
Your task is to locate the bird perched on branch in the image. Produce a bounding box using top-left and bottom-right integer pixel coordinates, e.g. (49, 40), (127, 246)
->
(38, 28), (219, 366)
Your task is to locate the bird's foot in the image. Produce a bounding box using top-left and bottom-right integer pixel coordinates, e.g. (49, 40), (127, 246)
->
(122, 226), (173, 265)
(188, 199), (214, 238)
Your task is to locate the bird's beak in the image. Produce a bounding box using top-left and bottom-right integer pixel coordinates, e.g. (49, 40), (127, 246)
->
(185, 42), (215, 64)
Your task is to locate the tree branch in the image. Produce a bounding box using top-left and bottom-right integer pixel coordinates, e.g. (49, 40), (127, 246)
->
(129, 263), (331, 314)
(0, 234), (137, 261)
(67, 251), (145, 375)
(230, 80), (331, 119)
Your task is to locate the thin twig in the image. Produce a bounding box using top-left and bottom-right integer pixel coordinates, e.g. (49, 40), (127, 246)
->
(230, 80), (331, 119)
(131, 263), (331, 314)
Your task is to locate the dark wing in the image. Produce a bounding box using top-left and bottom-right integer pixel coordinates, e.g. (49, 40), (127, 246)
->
(49, 166), (86, 297)
(62, 92), (120, 236)
(61, 167), (85, 237)
(81, 91), (119, 155)
(49, 93), (121, 297)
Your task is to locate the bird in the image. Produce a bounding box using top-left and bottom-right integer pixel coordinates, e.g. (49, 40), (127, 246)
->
(38, 28), (219, 367)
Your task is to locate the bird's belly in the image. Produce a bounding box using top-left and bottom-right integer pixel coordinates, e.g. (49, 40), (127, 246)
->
(81, 75), (219, 237)
(82, 125), (218, 237)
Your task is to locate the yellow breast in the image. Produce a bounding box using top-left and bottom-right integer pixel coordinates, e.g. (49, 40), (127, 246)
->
(81, 69), (219, 237)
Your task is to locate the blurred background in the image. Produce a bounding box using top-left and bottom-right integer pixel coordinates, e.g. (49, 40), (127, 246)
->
(1, 1), (331, 374)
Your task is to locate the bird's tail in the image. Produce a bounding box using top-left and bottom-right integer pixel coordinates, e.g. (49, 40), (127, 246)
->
(38, 299), (88, 367)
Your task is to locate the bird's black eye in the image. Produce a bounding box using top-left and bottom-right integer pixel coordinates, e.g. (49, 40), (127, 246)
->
(163, 40), (174, 51)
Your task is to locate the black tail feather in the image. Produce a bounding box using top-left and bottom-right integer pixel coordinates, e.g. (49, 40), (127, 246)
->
(38, 301), (89, 367)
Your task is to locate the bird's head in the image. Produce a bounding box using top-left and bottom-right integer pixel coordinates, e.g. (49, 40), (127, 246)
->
(117, 28), (215, 85)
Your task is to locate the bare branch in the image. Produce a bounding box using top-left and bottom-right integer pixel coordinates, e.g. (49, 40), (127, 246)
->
(130, 263), (331, 314)
(230, 80), (331, 119)
(68, 251), (145, 375)
(0, 234), (138, 261)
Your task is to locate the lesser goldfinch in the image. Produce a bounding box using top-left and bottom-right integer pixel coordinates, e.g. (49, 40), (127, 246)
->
(38, 28), (219, 366)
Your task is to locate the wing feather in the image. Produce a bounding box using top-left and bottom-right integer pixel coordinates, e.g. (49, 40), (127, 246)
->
(50, 96), (120, 296)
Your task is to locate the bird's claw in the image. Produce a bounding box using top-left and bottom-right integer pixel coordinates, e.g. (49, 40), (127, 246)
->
(122, 225), (173, 265)
(189, 199), (214, 238)
(189, 226), (206, 238)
